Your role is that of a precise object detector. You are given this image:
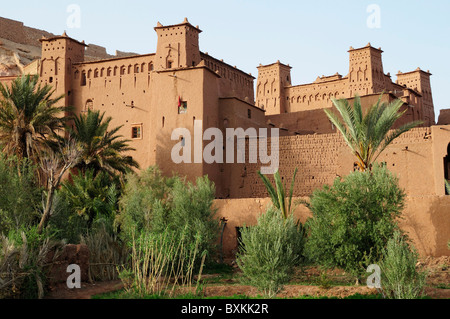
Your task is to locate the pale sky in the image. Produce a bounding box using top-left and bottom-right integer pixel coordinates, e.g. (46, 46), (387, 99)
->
(2, 0), (449, 120)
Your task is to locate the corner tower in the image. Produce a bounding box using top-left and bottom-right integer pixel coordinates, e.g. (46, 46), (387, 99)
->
(256, 61), (292, 115)
(348, 43), (385, 96)
(397, 68), (435, 125)
(154, 18), (202, 70)
(39, 32), (86, 110)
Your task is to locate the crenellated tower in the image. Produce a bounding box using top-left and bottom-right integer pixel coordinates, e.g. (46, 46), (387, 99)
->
(39, 31), (87, 111)
(348, 43), (385, 97)
(154, 18), (202, 71)
(396, 68), (435, 126)
(256, 61), (292, 115)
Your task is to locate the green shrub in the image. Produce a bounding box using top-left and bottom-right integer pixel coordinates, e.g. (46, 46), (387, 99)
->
(304, 164), (405, 278)
(379, 231), (427, 299)
(236, 208), (303, 298)
(117, 167), (219, 264)
(116, 166), (174, 241)
(80, 222), (129, 282)
(150, 175), (219, 262)
(120, 227), (205, 297)
(49, 170), (119, 243)
(0, 226), (62, 299)
(0, 155), (41, 235)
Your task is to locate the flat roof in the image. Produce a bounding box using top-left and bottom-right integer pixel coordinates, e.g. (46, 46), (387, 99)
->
(154, 19), (202, 33)
(73, 53), (156, 66)
(201, 52), (255, 79)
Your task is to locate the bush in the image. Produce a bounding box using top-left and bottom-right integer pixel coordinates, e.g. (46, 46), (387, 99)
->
(116, 166), (174, 241)
(117, 167), (219, 264)
(304, 164), (405, 278)
(0, 226), (62, 299)
(120, 227), (205, 297)
(236, 208), (303, 298)
(80, 222), (128, 282)
(49, 170), (119, 243)
(0, 155), (41, 235)
(379, 231), (427, 299)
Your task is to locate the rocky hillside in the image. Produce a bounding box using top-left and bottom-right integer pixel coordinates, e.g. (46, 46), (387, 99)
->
(0, 16), (137, 77)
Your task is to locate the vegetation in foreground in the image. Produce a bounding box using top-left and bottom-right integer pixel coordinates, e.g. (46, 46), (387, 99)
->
(0, 77), (440, 300)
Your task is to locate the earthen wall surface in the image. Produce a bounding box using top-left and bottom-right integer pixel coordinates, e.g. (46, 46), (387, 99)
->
(214, 195), (450, 259)
(226, 127), (437, 199)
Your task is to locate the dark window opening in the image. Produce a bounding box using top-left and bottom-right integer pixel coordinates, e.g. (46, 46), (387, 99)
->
(49, 77), (53, 83)
(81, 72), (87, 86)
(131, 125), (142, 139)
(85, 99), (93, 112)
(178, 101), (188, 114)
(444, 143), (450, 195)
(247, 109), (251, 119)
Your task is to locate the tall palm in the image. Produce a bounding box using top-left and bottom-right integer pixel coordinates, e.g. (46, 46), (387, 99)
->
(324, 94), (422, 171)
(69, 109), (139, 176)
(0, 74), (66, 161)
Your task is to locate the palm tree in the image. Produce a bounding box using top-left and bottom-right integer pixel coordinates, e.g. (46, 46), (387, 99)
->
(0, 74), (66, 161)
(258, 168), (298, 219)
(324, 94), (422, 171)
(69, 109), (139, 176)
(60, 169), (118, 229)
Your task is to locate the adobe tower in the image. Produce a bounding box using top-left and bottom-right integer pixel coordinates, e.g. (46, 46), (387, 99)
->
(256, 61), (292, 115)
(39, 32), (87, 113)
(154, 17), (202, 70)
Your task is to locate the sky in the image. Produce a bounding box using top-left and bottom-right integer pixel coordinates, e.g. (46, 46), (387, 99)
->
(2, 0), (449, 120)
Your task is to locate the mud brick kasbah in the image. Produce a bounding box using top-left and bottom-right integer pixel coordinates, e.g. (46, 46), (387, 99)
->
(0, 17), (449, 259)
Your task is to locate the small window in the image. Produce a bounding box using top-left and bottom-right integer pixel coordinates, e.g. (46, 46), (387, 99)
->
(167, 61), (173, 69)
(85, 99), (93, 112)
(81, 72), (87, 86)
(178, 101), (188, 114)
(131, 125), (142, 139)
(248, 109), (252, 119)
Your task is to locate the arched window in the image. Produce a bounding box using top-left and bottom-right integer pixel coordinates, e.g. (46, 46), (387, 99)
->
(81, 71), (87, 86)
(85, 99), (93, 111)
(149, 62), (154, 71)
(94, 69), (99, 78)
(107, 67), (112, 76)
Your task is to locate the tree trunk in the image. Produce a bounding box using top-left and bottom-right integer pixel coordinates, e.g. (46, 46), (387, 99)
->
(37, 186), (55, 234)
